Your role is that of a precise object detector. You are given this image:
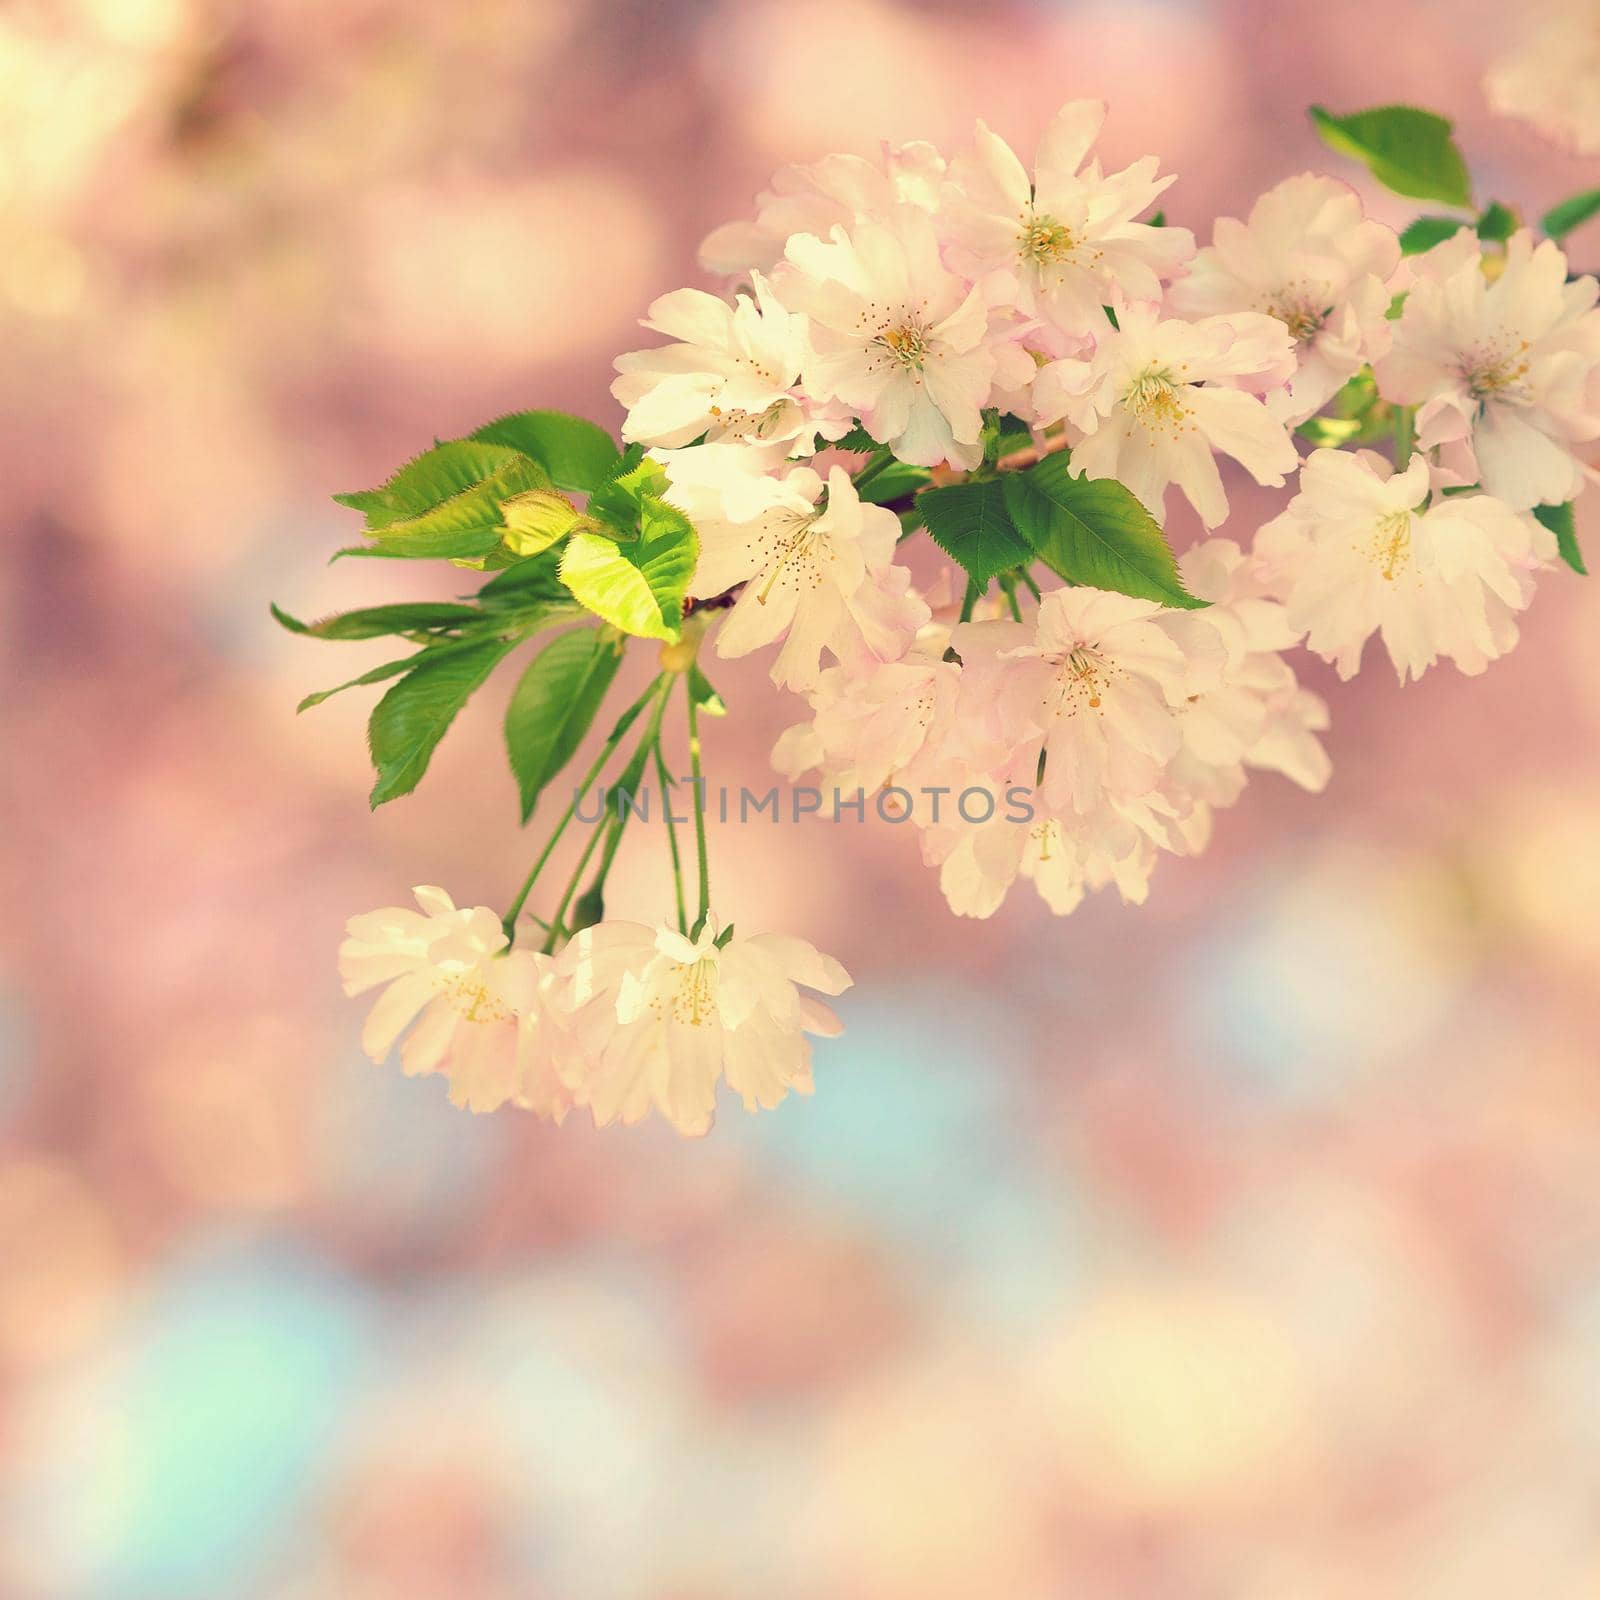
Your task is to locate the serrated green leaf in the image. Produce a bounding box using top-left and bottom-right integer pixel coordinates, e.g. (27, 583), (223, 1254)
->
(560, 495), (698, 640)
(1542, 188), (1600, 243)
(503, 627), (623, 821)
(1534, 502), (1586, 576)
(1002, 458), (1206, 609)
(365, 452), (551, 561)
(586, 455), (671, 534)
(478, 548), (569, 607)
(836, 425), (879, 453)
(271, 600), (483, 641)
(918, 480), (1032, 588)
(1400, 216), (1468, 255)
(367, 636), (514, 806)
(1477, 201), (1517, 243)
(1309, 105), (1472, 208)
(335, 440), (528, 529)
(469, 411), (621, 493)
(500, 488), (582, 556)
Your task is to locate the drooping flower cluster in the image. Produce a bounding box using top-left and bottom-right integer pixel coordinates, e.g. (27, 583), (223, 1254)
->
(303, 96), (1597, 1134)
(342, 891), (850, 1136)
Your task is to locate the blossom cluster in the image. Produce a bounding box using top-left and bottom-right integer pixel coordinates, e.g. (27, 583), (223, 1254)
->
(325, 96), (1597, 1135)
(606, 103), (1586, 917)
(341, 887), (849, 1136)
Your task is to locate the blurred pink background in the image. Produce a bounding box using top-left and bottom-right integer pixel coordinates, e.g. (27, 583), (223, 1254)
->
(5, 0), (1600, 1595)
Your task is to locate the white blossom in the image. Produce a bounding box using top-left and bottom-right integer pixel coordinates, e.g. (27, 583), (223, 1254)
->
(551, 917), (851, 1136)
(1485, 2), (1600, 157)
(1374, 229), (1600, 510)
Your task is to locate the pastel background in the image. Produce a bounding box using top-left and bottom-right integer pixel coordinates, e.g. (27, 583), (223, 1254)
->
(5, 0), (1600, 1595)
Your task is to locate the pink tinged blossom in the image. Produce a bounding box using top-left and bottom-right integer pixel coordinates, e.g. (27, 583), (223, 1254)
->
(1374, 229), (1600, 511)
(777, 210), (999, 469)
(679, 464), (928, 693)
(1485, 2), (1600, 157)
(1033, 304), (1300, 527)
(941, 100), (1195, 340)
(1168, 173), (1401, 425)
(550, 918), (851, 1137)
(698, 140), (947, 279)
(955, 588), (1223, 814)
(339, 887), (571, 1119)
(1255, 448), (1553, 683)
(611, 274), (845, 453)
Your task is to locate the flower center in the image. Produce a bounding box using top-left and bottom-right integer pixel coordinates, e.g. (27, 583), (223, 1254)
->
(1267, 297), (1327, 342)
(707, 398), (791, 439)
(754, 510), (828, 604)
(1049, 646), (1110, 712)
(442, 972), (511, 1024)
(873, 322), (928, 369)
(667, 957), (718, 1027)
(1462, 340), (1533, 404)
(1124, 366), (1190, 431)
(1369, 510), (1413, 581)
(1020, 214), (1077, 264)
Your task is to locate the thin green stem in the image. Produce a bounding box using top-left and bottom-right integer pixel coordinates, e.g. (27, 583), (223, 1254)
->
(501, 673), (664, 942)
(687, 688), (712, 936)
(851, 446), (895, 496)
(541, 675), (673, 953)
(999, 573), (1023, 622)
(1018, 567), (1042, 601)
(958, 575), (983, 623)
(654, 736), (689, 936)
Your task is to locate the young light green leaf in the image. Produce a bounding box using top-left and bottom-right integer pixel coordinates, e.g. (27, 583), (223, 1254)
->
(1002, 457), (1206, 609)
(335, 440), (528, 528)
(271, 600), (483, 640)
(503, 627), (624, 821)
(1309, 105), (1472, 208)
(586, 454), (672, 534)
(917, 480), (1032, 587)
(560, 496), (698, 640)
(478, 548), (568, 606)
(367, 636), (514, 807)
(1534, 502), (1586, 576)
(469, 411), (621, 493)
(1399, 216), (1468, 255)
(365, 452), (551, 561)
(500, 488), (583, 556)
(1542, 188), (1600, 243)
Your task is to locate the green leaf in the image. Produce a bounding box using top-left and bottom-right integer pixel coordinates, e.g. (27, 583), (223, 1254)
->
(1400, 216), (1468, 255)
(478, 548), (568, 607)
(500, 488), (582, 556)
(469, 411), (621, 493)
(687, 661), (726, 716)
(503, 627), (623, 821)
(335, 441), (528, 529)
(1309, 105), (1472, 207)
(1476, 201), (1517, 243)
(917, 480), (1032, 587)
(367, 636), (514, 806)
(1534, 502), (1586, 576)
(857, 460), (932, 505)
(560, 495), (698, 640)
(835, 425), (879, 453)
(1002, 457), (1206, 609)
(271, 600), (483, 641)
(586, 454), (671, 534)
(1542, 188), (1600, 243)
(1295, 369), (1392, 448)
(297, 655), (415, 712)
(364, 452), (551, 561)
